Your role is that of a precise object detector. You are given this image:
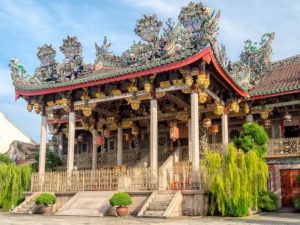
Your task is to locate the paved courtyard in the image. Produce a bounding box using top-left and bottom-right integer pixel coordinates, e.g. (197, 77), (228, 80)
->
(0, 212), (299, 225)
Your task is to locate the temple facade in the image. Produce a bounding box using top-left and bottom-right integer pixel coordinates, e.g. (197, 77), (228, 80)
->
(9, 1), (300, 215)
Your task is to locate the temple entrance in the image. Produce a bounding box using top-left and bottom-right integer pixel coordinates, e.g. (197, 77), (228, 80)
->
(280, 169), (300, 207)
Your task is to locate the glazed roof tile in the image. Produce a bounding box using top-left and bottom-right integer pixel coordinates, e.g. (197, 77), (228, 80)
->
(250, 54), (300, 97)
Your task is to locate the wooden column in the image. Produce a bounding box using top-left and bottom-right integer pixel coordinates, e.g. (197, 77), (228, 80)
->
(92, 130), (98, 170)
(39, 114), (47, 174)
(188, 119), (193, 162)
(191, 91), (200, 188)
(117, 127), (123, 166)
(58, 132), (63, 158)
(222, 111), (229, 151)
(150, 99), (158, 177)
(67, 111), (76, 174)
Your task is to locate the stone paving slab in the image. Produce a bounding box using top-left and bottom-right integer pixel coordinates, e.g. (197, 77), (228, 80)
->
(0, 212), (299, 225)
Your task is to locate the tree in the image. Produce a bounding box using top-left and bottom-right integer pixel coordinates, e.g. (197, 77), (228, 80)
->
(234, 122), (269, 157)
(32, 149), (62, 172)
(0, 154), (13, 164)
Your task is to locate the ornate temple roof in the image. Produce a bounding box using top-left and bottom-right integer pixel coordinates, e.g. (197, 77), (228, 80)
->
(250, 54), (300, 99)
(9, 1), (298, 100)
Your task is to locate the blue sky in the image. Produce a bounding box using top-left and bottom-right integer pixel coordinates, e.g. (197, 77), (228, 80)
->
(0, 0), (299, 142)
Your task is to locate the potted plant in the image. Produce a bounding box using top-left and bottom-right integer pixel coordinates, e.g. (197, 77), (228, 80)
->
(35, 193), (56, 215)
(109, 192), (132, 216)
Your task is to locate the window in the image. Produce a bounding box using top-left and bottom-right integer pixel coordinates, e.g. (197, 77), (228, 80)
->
(229, 129), (240, 140)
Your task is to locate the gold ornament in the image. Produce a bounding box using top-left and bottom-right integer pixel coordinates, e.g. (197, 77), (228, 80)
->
(179, 67), (190, 77)
(82, 106), (92, 117)
(260, 111), (270, 120)
(203, 76), (210, 88)
(243, 103), (250, 114)
(172, 79), (183, 86)
(111, 89), (122, 96)
(229, 101), (240, 113)
(95, 92), (105, 99)
(176, 111), (189, 122)
(27, 104), (33, 112)
(185, 76), (193, 86)
(144, 83), (152, 93)
(181, 87), (191, 94)
(160, 81), (171, 88)
(128, 85), (138, 93)
(214, 103), (224, 116)
(191, 67), (200, 76)
(121, 120), (133, 129)
(198, 91), (208, 104)
(33, 103), (41, 114)
(196, 73), (207, 86)
(156, 92), (166, 98)
(47, 101), (55, 106)
(130, 99), (140, 110)
(61, 98), (69, 107)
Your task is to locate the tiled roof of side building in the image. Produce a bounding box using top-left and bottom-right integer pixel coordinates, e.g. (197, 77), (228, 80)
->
(250, 54), (300, 97)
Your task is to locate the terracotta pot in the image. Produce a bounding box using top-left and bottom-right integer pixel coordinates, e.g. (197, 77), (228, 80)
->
(116, 207), (129, 217)
(41, 205), (53, 216)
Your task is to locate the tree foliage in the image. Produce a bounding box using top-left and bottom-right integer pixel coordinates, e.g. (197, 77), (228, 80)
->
(0, 154), (13, 164)
(0, 164), (32, 210)
(234, 122), (269, 157)
(202, 144), (268, 217)
(258, 190), (278, 212)
(32, 149), (62, 172)
(109, 192), (132, 207)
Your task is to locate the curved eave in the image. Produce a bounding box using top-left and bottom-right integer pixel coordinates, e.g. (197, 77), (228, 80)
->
(15, 47), (248, 98)
(251, 89), (300, 100)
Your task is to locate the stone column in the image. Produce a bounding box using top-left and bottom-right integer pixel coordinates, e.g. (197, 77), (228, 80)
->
(222, 111), (229, 151)
(67, 111), (76, 174)
(191, 91), (200, 188)
(92, 130), (98, 170)
(39, 114), (47, 174)
(150, 99), (158, 180)
(58, 132), (63, 158)
(117, 127), (123, 166)
(188, 119), (193, 162)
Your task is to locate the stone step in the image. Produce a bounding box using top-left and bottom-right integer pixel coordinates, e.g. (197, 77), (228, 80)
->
(143, 210), (165, 217)
(147, 205), (168, 211)
(149, 201), (169, 207)
(152, 197), (173, 202)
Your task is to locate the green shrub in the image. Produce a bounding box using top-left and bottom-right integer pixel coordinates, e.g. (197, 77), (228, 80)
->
(294, 198), (300, 210)
(0, 164), (31, 210)
(202, 144), (268, 217)
(0, 154), (13, 164)
(109, 192), (132, 207)
(35, 193), (56, 206)
(258, 191), (278, 212)
(32, 150), (62, 172)
(234, 122), (269, 157)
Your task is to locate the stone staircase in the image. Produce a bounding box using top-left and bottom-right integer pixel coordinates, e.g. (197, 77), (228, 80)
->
(138, 191), (182, 218)
(13, 193), (42, 214)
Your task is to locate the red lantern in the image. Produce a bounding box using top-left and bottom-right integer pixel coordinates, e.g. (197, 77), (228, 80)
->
(96, 136), (103, 145)
(125, 132), (133, 141)
(170, 126), (180, 142)
(209, 124), (219, 135)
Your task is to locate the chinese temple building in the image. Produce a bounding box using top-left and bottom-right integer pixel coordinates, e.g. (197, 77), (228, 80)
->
(10, 1), (300, 216)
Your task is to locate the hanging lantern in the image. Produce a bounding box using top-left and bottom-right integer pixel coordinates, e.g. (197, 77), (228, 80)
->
(131, 126), (140, 136)
(229, 101), (240, 113)
(130, 99), (140, 110)
(260, 110), (270, 120)
(104, 129), (110, 138)
(33, 103), (41, 114)
(170, 123), (179, 142)
(198, 91), (208, 104)
(203, 117), (212, 129)
(263, 119), (271, 129)
(144, 83), (152, 93)
(185, 76), (193, 86)
(82, 106), (92, 117)
(125, 132), (133, 141)
(283, 112), (292, 123)
(96, 136), (104, 145)
(27, 104), (33, 112)
(214, 103), (224, 116)
(245, 114), (254, 122)
(210, 124), (219, 135)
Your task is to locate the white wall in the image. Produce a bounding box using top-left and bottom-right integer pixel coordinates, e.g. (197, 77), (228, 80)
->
(0, 112), (35, 154)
